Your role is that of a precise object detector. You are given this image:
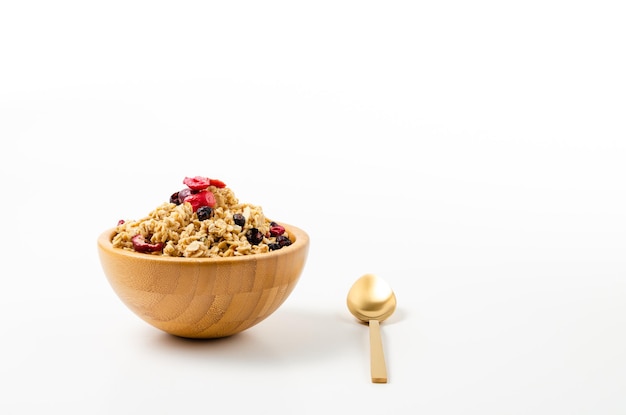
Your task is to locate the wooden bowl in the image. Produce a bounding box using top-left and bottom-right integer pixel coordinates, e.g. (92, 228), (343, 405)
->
(97, 223), (309, 339)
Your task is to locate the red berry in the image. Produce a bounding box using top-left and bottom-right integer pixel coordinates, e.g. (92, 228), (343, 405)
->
(269, 223), (285, 236)
(183, 176), (226, 190)
(209, 178), (226, 188)
(183, 190), (216, 212)
(183, 176), (212, 191)
(131, 234), (164, 253)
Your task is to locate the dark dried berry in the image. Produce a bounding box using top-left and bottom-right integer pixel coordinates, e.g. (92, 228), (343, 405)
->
(233, 213), (245, 227)
(177, 188), (193, 204)
(170, 191), (181, 205)
(197, 206), (213, 221)
(246, 228), (264, 245)
(268, 243), (281, 251)
(276, 235), (292, 247)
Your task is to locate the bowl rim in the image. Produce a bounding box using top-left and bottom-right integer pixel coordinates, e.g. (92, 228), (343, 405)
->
(97, 222), (309, 264)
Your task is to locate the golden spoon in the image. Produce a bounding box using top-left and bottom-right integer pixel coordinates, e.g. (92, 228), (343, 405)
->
(346, 273), (397, 383)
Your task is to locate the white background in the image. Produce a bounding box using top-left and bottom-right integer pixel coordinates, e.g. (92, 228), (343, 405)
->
(1, 1), (625, 414)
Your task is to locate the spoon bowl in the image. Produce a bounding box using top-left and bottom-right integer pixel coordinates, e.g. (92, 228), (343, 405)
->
(347, 273), (397, 322)
(347, 273), (397, 383)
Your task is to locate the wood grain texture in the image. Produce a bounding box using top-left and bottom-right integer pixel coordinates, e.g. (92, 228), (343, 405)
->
(97, 224), (309, 338)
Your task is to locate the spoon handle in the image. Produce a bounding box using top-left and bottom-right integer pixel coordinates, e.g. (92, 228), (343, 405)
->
(368, 319), (388, 383)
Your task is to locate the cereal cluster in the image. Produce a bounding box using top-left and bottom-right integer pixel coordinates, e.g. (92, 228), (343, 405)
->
(111, 176), (292, 258)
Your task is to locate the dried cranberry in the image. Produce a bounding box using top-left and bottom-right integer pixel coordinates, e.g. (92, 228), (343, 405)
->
(209, 178), (226, 188)
(131, 234), (164, 253)
(269, 222), (285, 236)
(183, 190), (216, 212)
(183, 176), (212, 191)
(246, 228), (264, 245)
(117, 219), (125, 225)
